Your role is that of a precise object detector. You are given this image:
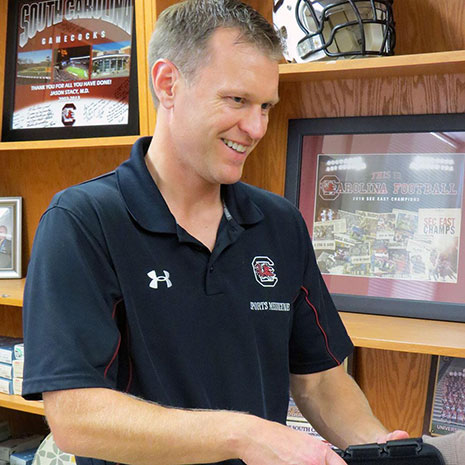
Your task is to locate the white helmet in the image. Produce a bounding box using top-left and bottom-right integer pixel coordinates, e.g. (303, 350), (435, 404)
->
(273, 0), (396, 62)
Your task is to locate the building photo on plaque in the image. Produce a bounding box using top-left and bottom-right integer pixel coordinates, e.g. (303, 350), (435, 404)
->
(2, 0), (139, 141)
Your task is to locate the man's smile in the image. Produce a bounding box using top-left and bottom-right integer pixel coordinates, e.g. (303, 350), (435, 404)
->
(222, 138), (247, 154)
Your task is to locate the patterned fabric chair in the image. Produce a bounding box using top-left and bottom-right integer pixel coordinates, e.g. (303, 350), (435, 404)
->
(32, 433), (75, 465)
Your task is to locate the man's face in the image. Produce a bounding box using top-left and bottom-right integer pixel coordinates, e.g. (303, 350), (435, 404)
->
(169, 27), (280, 186)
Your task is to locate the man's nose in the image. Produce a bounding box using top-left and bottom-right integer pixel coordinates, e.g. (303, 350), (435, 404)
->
(238, 107), (268, 141)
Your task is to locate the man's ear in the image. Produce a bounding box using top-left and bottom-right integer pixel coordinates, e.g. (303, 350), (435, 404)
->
(151, 59), (180, 109)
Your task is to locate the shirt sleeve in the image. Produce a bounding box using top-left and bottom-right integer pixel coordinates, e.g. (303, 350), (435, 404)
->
(289, 216), (354, 374)
(22, 202), (123, 400)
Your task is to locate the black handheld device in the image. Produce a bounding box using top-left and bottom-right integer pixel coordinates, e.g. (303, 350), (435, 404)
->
(335, 438), (445, 465)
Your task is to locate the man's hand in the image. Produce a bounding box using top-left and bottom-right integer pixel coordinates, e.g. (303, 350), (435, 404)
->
(240, 416), (347, 465)
(376, 430), (410, 443)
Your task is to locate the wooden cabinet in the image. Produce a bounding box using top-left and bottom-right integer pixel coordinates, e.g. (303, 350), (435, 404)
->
(0, 0), (464, 438)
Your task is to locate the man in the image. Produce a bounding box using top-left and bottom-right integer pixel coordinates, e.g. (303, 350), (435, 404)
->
(0, 225), (12, 269)
(22, 1), (407, 465)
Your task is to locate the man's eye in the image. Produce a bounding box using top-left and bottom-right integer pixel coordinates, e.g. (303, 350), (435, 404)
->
(230, 97), (244, 104)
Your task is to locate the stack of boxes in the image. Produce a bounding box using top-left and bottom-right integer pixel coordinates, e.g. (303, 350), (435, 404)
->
(0, 420), (43, 465)
(0, 434), (43, 465)
(0, 338), (24, 396)
(12, 344), (23, 396)
(0, 339), (44, 464)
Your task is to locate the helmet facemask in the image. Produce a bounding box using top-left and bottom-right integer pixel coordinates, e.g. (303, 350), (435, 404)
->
(274, 0), (396, 62)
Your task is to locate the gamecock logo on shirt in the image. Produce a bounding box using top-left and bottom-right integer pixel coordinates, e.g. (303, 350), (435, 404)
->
(252, 256), (278, 288)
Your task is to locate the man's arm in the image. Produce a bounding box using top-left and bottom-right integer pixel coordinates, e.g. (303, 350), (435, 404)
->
(44, 388), (346, 465)
(290, 365), (409, 449)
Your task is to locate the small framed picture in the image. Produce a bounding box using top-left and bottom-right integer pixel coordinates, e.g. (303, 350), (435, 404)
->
(0, 197), (22, 279)
(424, 355), (465, 436)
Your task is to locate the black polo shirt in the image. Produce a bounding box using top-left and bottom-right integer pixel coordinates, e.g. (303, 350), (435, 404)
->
(23, 137), (353, 465)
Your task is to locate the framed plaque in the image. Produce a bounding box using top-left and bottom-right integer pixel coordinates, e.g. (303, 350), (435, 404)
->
(424, 356), (465, 436)
(285, 113), (465, 322)
(0, 197), (22, 279)
(2, 0), (139, 141)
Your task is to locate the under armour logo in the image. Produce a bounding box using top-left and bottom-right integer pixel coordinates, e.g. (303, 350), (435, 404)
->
(147, 270), (172, 289)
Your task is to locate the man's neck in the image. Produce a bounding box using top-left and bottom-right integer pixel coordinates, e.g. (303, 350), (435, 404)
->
(145, 139), (224, 252)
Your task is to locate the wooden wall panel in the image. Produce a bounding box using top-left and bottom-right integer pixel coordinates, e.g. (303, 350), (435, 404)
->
(355, 348), (432, 436)
(244, 1), (273, 23)
(394, 0), (465, 55)
(0, 409), (48, 436)
(154, 0), (178, 17)
(134, 0), (151, 136)
(0, 148), (131, 266)
(142, 0), (158, 135)
(0, 306), (23, 338)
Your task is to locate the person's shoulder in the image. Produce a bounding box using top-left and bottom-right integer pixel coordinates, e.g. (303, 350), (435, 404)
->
(47, 171), (120, 219)
(237, 182), (300, 216)
(52, 171), (117, 206)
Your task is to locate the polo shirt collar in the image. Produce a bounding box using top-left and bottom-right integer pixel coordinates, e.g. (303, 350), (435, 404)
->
(117, 137), (264, 233)
(221, 183), (263, 226)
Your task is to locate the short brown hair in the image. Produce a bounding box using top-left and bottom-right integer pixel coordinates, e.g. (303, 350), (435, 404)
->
(148, 0), (283, 107)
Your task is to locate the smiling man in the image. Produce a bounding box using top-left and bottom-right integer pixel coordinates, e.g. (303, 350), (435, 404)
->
(144, 26), (280, 251)
(22, 2), (407, 465)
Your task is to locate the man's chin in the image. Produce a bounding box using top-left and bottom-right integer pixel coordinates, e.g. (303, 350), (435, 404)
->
(214, 165), (245, 185)
(220, 172), (244, 185)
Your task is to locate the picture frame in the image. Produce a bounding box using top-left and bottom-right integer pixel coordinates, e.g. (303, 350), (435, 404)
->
(423, 355), (465, 436)
(2, 0), (139, 142)
(0, 197), (22, 279)
(285, 113), (465, 322)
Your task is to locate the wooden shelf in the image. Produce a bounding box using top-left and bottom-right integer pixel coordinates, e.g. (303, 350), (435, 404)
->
(279, 50), (465, 82)
(0, 315), (460, 418)
(1, 280), (463, 357)
(0, 279), (25, 307)
(0, 393), (44, 415)
(340, 311), (465, 357)
(0, 135), (140, 151)
(1, 51), (463, 148)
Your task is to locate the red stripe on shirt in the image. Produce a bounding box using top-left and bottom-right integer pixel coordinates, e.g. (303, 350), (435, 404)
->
(301, 286), (341, 365)
(104, 299), (123, 379)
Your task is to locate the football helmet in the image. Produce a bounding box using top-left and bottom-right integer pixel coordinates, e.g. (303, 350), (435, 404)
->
(273, 0), (396, 62)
